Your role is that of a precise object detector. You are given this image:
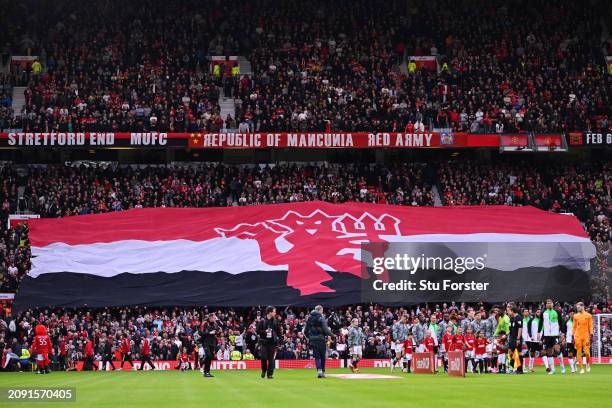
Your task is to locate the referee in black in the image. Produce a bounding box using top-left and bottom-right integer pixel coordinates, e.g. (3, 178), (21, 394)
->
(199, 314), (220, 378)
(507, 303), (524, 374)
(256, 306), (281, 379)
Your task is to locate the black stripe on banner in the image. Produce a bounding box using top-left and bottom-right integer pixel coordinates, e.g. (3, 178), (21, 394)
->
(12, 271), (362, 310)
(13, 267), (591, 311)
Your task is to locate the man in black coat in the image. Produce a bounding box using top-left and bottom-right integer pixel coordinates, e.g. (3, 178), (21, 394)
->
(199, 314), (220, 378)
(256, 306), (281, 379)
(304, 305), (333, 378)
(101, 337), (116, 371)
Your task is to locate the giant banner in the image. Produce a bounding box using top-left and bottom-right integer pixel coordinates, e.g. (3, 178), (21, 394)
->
(14, 202), (595, 310)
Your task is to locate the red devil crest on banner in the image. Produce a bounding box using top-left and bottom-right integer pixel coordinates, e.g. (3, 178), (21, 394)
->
(216, 209), (400, 295)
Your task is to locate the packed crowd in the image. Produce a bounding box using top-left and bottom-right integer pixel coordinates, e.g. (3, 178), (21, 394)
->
(437, 160), (610, 241)
(0, 0), (609, 133)
(236, 0), (610, 134)
(0, 159), (609, 299)
(1, 301), (610, 370)
(16, 162), (433, 217)
(0, 165), (31, 293)
(6, 0), (227, 133)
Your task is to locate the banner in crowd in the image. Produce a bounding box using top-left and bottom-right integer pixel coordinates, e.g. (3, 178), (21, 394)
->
(568, 132), (612, 146)
(499, 134), (529, 149)
(0, 131), (570, 150)
(10, 56), (38, 66)
(0, 132), (443, 149)
(14, 202), (594, 309)
(7, 213), (40, 229)
(568, 132), (584, 145)
(408, 56), (438, 71)
(533, 134), (563, 150)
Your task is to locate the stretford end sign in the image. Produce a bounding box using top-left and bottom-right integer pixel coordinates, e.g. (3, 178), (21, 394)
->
(1, 131), (438, 148)
(0, 131), (575, 149)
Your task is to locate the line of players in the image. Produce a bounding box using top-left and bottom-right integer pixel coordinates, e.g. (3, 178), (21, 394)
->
(346, 300), (594, 375)
(26, 300), (594, 375)
(27, 329), (157, 373)
(71, 329), (157, 372)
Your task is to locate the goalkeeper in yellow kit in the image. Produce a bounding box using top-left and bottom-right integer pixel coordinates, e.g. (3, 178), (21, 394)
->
(572, 302), (593, 374)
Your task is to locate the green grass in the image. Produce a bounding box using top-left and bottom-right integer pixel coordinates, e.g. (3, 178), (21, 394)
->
(1, 366), (611, 408)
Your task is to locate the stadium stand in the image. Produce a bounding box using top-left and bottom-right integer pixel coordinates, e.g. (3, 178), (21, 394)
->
(0, 0), (608, 133)
(0, 0), (610, 374)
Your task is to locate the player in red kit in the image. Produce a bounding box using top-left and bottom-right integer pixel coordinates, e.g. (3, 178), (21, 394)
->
(495, 332), (508, 373)
(451, 327), (465, 352)
(58, 336), (67, 371)
(179, 347), (190, 372)
(83, 334), (98, 371)
(475, 331), (488, 373)
(138, 330), (155, 370)
(442, 326), (454, 372)
(464, 328), (477, 373)
(402, 333), (414, 373)
(120, 333), (134, 370)
(422, 331), (436, 353)
(30, 324), (52, 374)
(420, 330), (437, 372)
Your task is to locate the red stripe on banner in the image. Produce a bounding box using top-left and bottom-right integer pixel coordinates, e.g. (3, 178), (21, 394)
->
(28, 202), (589, 246)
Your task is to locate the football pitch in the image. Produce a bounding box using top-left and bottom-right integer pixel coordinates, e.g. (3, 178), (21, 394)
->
(1, 366), (611, 408)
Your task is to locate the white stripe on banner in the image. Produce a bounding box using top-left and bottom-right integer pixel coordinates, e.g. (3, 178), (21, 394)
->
(29, 233), (594, 278)
(30, 238), (286, 278)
